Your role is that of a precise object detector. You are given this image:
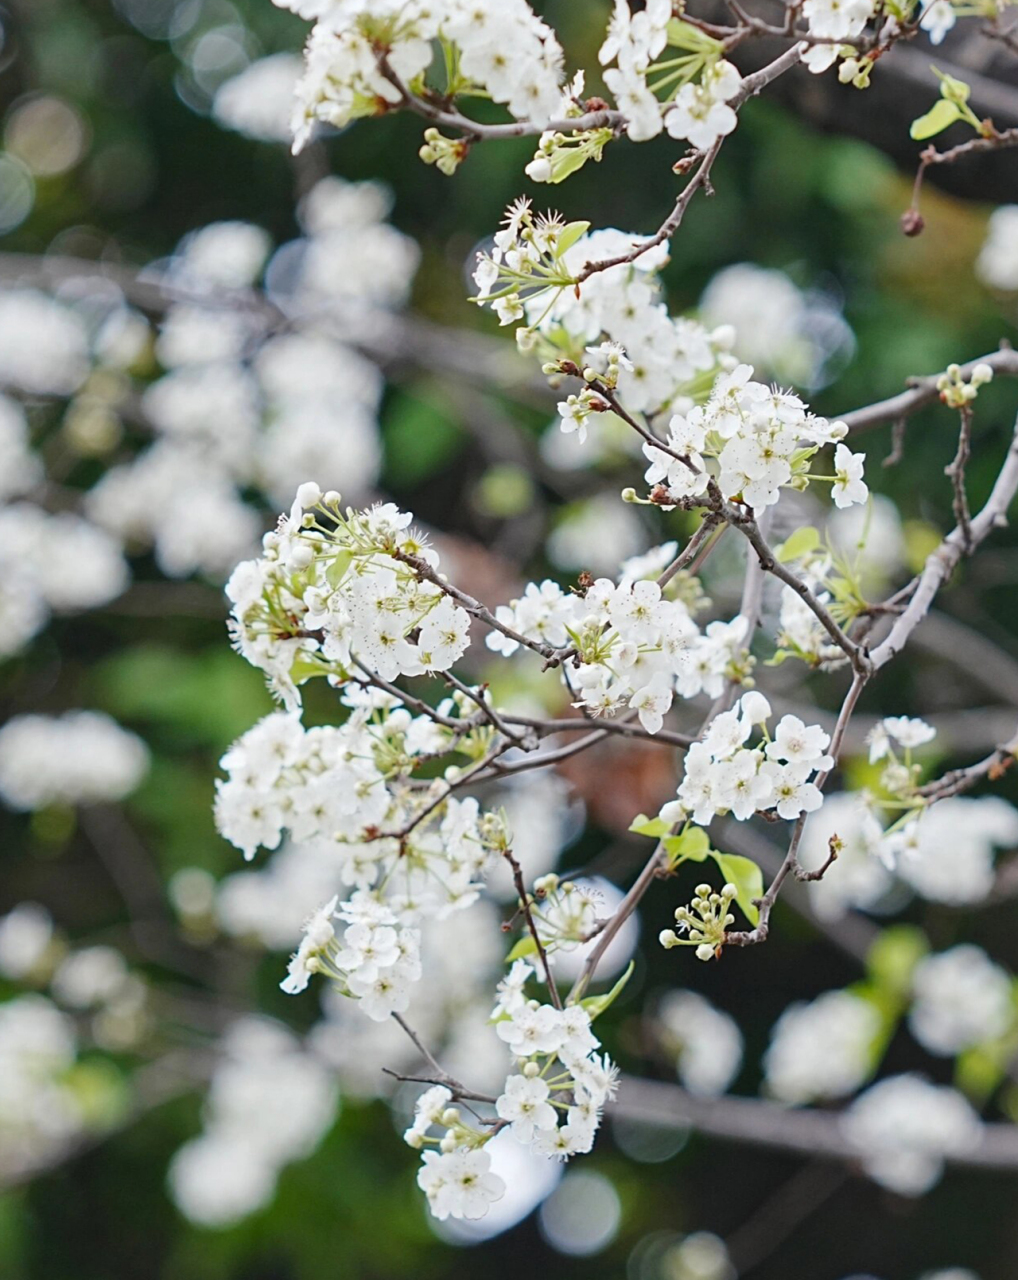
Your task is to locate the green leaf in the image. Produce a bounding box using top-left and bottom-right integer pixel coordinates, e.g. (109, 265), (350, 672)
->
(578, 960), (635, 1021)
(665, 17), (721, 53)
(776, 525), (820, 563)
(505, 935), (538, 963)
(933, 65), (971, 104)
(865, 925), (929, 996)
(326, 549), (353, 588)
(629, 813), (672, 838)
(712, 852), (763, 926)
(662, 826), (710, 865)
(555, 220), (591, 257)
(909, 98), (962, 140)
(546, 151), (595, 185)
(290, 657), (324, 686)
(956, 1041), (1009, 1103)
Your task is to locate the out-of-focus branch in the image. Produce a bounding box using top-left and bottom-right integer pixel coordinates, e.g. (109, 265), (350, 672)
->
(612, 1075), (1018, 1171)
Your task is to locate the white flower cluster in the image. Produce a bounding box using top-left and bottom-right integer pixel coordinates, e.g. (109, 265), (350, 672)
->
(644, 364), (867, 515)
(0, 995), (89, 1183)
(527, 877), (605, 964)
(0, 903), (56, 982)
(977, 204), (1018, 293)
(86, 177), (416, 581)
(168, 1017), (337, 1227)
(486, 570), (744, 733)
(279, 0), (564, 152)
(473, 201), (728, 416)
(918, 0), (958, 42)
(776, 553), (854, 667)
(659, 695), (833, 827)
(841, 1073), (981, 1196)
(402, 962), (618, 1221)
(698, 262), (855, 391)
(599, 1), (744, 147)
(763, 989), (881, 1103)
(0, 905), (147, 1052)
(216, 696), (503, 886)
(800, 790), (1018, 918)
(0, 503), (129, 659)
(799, 0), (877, 75)
(224, 487), (471, 711)
(657, 989), (744, 1096)
(0, 394), (41, 500)
(279, 895), (422, 1022)
(909, 944), (1015, 1057)
(0, 290), (90, 394)
(0, 712), (149, 811)
(213, 53), (304, 144)
(311, 900), (511, 1101)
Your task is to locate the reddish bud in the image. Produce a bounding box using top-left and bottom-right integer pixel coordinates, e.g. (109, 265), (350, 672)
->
(901, 208), (925, 237)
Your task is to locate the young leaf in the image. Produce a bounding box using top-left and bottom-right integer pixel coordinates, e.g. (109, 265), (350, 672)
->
(909, 98), (962, 140)
(326, 549), (354, 588)
(932, 65), (971, 104)
(712, 852), (763, 926)
(578, 960), (635, 1020)
(663, 826), (710, 865)
(505, 935), (538, 963)
(666, 17), (721, 53)
(629, 813), (673, 838)
(555, 220), (591, 257)
(776, 525), (820, 563)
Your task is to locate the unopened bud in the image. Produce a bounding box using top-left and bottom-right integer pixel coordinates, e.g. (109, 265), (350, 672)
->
(900, 209), (925, 237)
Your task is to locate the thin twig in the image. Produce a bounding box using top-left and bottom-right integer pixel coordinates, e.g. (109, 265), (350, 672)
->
(503, 847), (562, 1008)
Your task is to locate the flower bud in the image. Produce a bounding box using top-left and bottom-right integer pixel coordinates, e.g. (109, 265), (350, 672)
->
(972, 362), (994, 386)
(296, 481), (322, 509)
(524, 156), (553, 183)
(523, 1061), (541, 1078)
(440, 1108), (460, 1127)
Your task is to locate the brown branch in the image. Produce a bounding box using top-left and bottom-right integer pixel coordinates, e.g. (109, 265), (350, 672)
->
(392, 549), (562, 662)
(574, 45), (804, 283)
(871, 410), (1018, 669)
(907, 127), (1018, 228)
(390, 1013), (496, 1103)
(946, 404), (974, 553)
(840, 345), (1018, 436)
(503, 848), (562, 1009)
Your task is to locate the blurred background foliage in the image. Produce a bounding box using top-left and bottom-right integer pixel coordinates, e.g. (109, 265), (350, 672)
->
(3, 0), (1018, 1277)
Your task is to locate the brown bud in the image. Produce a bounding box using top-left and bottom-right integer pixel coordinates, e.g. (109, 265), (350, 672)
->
(584, 96), (610, 112)
(575, 570), (594, 596)
(649, 484), (674, 506)
(558, 360), (580, 376)
(900, 208), (925, 237)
